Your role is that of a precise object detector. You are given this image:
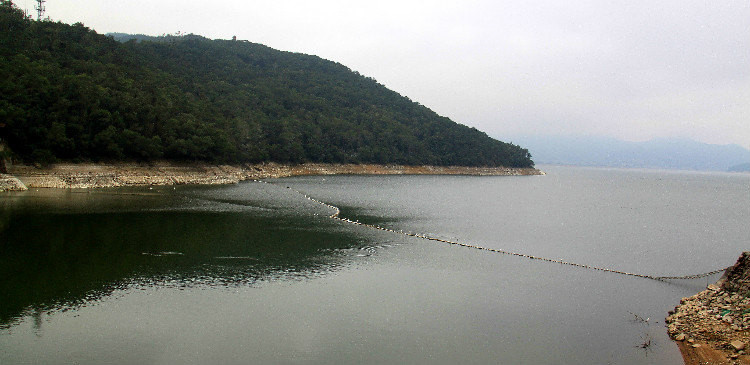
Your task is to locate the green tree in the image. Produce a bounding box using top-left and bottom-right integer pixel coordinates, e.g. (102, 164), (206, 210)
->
(0, 1), (534, 168)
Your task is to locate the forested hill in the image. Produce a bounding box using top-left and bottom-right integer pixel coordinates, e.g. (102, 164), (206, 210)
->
(0, 2), (533, 168)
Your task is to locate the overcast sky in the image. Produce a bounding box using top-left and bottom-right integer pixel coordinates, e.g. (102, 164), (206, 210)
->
(16, 0), (750, 148)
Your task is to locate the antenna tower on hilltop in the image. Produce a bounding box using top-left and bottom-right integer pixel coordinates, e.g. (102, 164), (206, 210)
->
(35, 0), (46, 20)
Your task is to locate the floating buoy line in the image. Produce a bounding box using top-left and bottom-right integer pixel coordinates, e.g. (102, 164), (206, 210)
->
(259, 180), (730, 282)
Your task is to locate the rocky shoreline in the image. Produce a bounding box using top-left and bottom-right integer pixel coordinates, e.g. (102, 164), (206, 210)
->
(667, 252), (750, 365)
(1, 162), (543, 191)
(0, 173), (27, 191)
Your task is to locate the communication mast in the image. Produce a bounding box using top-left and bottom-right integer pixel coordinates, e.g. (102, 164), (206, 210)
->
(35, 0), (46, 20)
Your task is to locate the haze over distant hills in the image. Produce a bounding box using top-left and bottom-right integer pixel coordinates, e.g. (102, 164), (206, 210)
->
(509, 135), (750, 172)
(728, 163), (750, 173)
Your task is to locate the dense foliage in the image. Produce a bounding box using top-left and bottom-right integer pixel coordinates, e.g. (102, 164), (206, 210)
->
(0, 1), (533, 167)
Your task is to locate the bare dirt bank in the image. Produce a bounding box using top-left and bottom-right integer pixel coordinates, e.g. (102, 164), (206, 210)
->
(3, 162), (543, 190)
(667, 252), (750, 365)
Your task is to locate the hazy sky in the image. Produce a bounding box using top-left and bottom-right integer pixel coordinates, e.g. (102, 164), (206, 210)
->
(16, 0), (750, 148)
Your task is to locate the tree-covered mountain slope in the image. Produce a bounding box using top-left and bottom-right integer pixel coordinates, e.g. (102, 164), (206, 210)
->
(0, 1), (533, 167)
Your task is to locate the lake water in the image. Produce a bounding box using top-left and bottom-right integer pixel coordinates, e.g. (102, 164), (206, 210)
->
(1, 166), (749, 364)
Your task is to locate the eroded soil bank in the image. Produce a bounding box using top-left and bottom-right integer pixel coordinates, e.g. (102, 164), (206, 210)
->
(2, 162), (543, 191)
(667, 252), (750, 365)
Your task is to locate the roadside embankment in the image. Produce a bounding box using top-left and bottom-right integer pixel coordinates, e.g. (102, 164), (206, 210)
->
(2, 162), (543, 190)
(667, 252), (750, 365)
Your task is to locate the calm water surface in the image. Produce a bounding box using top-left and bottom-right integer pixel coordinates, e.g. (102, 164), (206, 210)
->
(1, 166), (748, 364)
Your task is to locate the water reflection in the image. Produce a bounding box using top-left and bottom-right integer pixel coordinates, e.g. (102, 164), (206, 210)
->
(3, 170), (746, 364)
(0, 184), (370, 328)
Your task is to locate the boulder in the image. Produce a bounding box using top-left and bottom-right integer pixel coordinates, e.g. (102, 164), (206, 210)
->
(730, 340), (746, 351)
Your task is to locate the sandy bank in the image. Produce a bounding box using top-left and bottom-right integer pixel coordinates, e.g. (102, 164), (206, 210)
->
(666, 252), (750, 365)
(2, 162), (543, 190)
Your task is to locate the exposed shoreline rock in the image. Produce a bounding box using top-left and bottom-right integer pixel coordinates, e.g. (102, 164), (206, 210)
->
(0, 173), (27, 191)
(2, 162), (544, 190)
(667, 252), (750, 365)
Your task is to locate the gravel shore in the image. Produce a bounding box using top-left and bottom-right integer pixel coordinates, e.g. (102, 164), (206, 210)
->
(2, 162), (543, 191)
(0, 173), (27, 191)
(667, 252), (750, 365)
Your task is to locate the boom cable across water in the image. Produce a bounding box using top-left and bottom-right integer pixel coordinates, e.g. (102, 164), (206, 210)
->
(265, 181), (730, 282)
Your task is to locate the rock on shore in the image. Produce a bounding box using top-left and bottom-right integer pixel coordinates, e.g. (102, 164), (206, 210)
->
(0, 173), (27, 191)
(666, 252), (750, 365)
(2, 162), (543, 191)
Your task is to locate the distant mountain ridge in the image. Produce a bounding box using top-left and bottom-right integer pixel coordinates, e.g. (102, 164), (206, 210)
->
(729, 163), (750, 172)
(510, 135), (750, 171)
